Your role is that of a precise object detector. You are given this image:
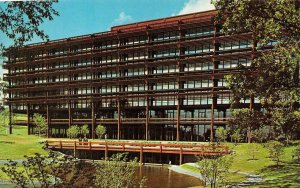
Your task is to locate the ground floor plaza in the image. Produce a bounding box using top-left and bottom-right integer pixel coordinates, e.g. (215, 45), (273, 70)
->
(14, 99), (257, 142)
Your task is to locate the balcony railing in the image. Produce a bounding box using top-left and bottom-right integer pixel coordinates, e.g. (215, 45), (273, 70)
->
(14, 117), (230, 126)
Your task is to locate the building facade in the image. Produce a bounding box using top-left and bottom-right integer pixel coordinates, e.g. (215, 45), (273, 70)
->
(4, 10), (263, 141)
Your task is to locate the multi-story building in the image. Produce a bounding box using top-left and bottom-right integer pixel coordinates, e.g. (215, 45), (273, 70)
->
(4, 10), (263, 142)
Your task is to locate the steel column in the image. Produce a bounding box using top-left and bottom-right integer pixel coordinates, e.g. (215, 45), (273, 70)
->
(210, 94), (215, 143)
(117, 99), (121, 140)
(92, 102), (95, 139)
(176, 95), (180, 141)
(248, 95), (254, 143)
(9, 104), (12, 134)
(27, 104), (30, 135)
(68, 101), (72, 131)
(249, 36), (257, 144)
(47, 104), (50, 138)
(145, 96), (149, 140)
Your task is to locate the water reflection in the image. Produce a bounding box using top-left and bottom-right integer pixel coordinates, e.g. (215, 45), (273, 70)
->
(139, 165), (203, 188)
(0, 165), (202, 188)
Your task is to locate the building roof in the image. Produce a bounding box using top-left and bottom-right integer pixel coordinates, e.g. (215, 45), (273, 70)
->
(16, 10), (216, 51)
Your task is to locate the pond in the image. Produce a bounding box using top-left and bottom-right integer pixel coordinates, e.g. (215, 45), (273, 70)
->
(0, 165), (203, 188)
(140, 165), (203, 188)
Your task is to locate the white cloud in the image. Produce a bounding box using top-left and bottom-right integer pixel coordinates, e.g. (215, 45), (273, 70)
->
(178, 0), (215, 15)
(112, 12), (133, 25)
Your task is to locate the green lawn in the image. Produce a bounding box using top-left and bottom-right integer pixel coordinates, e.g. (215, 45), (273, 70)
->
(0, 165), (9, 180)
(0, 126), (47, 181)
(252, 143), (300, 188)
(14, 113), (28, 121)
(181, 163), (247, 186)
(0, 126), (299, 187)
(0, 126), (47, 160)
(182, 142), (300, 188)
(228, 143), (272, 173)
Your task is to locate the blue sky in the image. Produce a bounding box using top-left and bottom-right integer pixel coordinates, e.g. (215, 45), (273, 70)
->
(0, 0), (214, 75)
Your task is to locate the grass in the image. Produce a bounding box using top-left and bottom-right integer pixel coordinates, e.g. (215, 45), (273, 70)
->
(0, 126), (47, 180)
(0, 165), (9, 180)
(181, 163), (247, 186)
(228, 142), (299, 187)
(14, 113), (27, 121)
(252, 143), (300, 188)
(0, 126), (47, 160)
(0, 165), (26, 180)
(0, 125), (299, 187)
(181, 141), (300, 188)
(228, 143), (272, 173)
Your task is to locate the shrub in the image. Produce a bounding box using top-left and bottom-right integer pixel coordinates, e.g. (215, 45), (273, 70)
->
(293, 144), (300, 163)
(95, 125), (106, 139)
(94, 153), (147, 188)
(231, 128), (242, 145)
(267, 140), (284, 167)
(33, 113), (47, 137)
(248, 143), (260, 160)
(216, 127), (228, 143)
(67, 125), (80, 139)
(196, 154), (232, 187)
(80, 124), (90, 138)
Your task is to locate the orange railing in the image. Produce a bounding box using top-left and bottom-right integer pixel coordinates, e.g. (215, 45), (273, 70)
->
(45, 140), (229, 156)
(14, 117), (231, 126)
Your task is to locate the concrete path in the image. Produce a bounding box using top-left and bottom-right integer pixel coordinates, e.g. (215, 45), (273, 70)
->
(0, 159), (24, 165)
(169, 163), (263, 187)
(0, 180), (14, 188)
(227, 172), (263, 188)
(168, 165), (202, 179)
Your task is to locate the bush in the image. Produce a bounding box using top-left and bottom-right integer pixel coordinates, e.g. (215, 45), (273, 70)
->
(95, 125), (106, 139)
(33, 113), (47, 137)
(0, 151), (87, 188)
(252, 127), (269, 143)
(266, 140), (284, 167)
(196, 154), (232, 187)
(67, 125), (80, 139)
(216, 127), (228, 143)
(293, 144), (300, 163)
(80, 124), (90, 138)
(94, 153), (146, 188)
(231, 128), (242, 145)
(248, 143), (260, 160)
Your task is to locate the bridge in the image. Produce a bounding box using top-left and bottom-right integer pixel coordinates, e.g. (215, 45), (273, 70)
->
(46, 140), (230, 165)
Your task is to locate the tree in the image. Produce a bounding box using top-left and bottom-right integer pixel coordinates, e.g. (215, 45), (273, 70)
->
(267, 140), (284, 167)
(0, 108), (16, 135)
(293, 144), (300, 163)
(0, 1), (59, 52)
(196, 155), (232, 188)
(271, 108), (300, 144)
(230, 128), (242, 145)
(95, 124), (106, 139)
(228, 109), (264, 143)
(0, 108), (9, 134)
(251, 127), (270, 143)
(213, 0), (300, 44)
(32, 113), (47, 137)
(0, 1), (59, 134)
(80, 124), (89, 138)
(0, 150), (93, 188)
(0, 77), (8, 103)
(67, 125), (80, 139)
(213, 0), (300, 143)
(93, 153), (147, 188)
(215, 127), (227, 143)
(248, 143), (260, 160)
